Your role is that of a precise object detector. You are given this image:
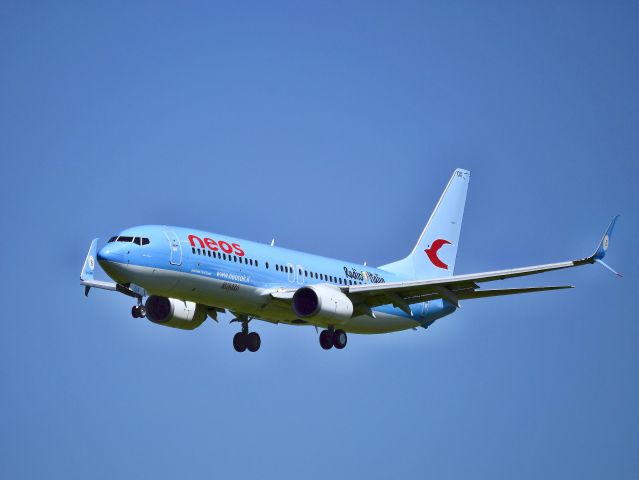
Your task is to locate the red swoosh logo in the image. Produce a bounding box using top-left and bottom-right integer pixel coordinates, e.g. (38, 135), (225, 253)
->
(425, 239), (451, 269)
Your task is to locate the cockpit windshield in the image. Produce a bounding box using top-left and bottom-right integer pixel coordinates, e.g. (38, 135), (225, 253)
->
(107, 236), (150, 245)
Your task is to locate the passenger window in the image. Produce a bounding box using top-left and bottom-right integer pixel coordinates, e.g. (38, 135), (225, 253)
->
(320, 274), (324, 280)
(265, 261), (268, 269)
(223, 253), (227, 260)
(276, 265), (279, 271)
(255, 260), (259, 267)
(233, 256), (237, 262)
(304, 270), (308, 277)
(197, 248), (201, 255)
(192, 248), (196, 254)
(208, 250), (211, 257)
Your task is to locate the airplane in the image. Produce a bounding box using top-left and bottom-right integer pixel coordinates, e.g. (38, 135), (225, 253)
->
(80, 169), (620, 352)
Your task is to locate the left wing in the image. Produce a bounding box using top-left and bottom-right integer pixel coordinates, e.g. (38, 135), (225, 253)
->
(270, 216), (619, 316)
(342, 215), (620, 313)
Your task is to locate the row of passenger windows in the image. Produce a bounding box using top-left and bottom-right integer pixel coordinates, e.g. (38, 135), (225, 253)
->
(192, 247), (259, 267)
(274, 264), (362, 285)
(108, 236), (150, 245)
(191, 248), (364, 285)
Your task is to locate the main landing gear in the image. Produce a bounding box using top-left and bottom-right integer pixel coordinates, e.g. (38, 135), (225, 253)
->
(131, 304), (146, 318)
(232, 317), (261, 353)
(319, 328), (347, 350)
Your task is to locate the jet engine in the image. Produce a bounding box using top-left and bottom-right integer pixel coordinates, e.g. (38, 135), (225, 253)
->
(145, 295), (207, 330)
(292, 284), (354, 324)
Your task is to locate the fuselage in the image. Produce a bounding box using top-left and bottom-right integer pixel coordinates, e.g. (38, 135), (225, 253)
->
(96, 225), (455, 333)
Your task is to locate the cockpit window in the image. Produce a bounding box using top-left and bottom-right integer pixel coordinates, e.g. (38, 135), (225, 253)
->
(108, 235), (150, 244)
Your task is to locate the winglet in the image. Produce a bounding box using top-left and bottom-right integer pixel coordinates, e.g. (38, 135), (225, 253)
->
(590, 215), (621, 276)
(80, 238), (99, 295)
(592, 215), (620, 260)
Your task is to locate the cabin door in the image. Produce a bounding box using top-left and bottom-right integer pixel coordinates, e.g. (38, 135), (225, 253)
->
(164, 231), (182, 266)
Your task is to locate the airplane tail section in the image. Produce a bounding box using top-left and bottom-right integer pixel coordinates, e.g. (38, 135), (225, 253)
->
(379, 169), (470, 279)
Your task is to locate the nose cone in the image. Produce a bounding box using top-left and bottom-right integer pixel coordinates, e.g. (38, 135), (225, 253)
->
(97, 244), (130, 284)
(97, 245), (126, 266)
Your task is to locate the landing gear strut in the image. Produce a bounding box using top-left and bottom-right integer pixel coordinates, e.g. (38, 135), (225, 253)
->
(232, 318), (261, 352)
(319, 328), (347, 350)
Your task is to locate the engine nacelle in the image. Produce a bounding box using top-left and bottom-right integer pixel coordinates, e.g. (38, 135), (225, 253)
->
(145, 296), (207, 330)
(292, 284), (354, 324)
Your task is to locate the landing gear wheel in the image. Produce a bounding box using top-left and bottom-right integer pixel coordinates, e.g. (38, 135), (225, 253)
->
(319, 330), (333, 350)
(246, 332), (261, 352)
(132, 305), (140, 318)
(333, 329), (347, 349)
(233, 332), (247, 352)
(138, 306), (146, 318)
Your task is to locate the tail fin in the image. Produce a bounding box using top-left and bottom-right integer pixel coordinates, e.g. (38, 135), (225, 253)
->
(379, 169), (470, 279)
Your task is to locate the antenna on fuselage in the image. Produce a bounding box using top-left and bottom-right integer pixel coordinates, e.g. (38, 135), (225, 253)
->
(364, 261), (367, 266)
(270, 238), (275, 247)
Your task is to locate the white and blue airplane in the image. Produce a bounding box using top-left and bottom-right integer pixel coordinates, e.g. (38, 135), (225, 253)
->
(80, 169), (620, 352)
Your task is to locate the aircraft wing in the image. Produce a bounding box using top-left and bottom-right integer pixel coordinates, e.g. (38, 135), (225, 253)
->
(342, 216), (620, 314)
(80, 238), (144, 298)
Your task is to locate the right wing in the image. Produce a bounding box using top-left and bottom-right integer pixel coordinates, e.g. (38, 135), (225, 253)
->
(80, 238), (144, 298)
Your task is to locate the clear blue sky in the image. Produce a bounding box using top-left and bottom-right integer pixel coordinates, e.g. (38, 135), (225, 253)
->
(1, 2), (637, 478)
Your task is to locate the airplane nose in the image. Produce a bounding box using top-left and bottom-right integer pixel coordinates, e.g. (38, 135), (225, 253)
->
(96, 246), (110, 265)
(97, 245), (125, 265)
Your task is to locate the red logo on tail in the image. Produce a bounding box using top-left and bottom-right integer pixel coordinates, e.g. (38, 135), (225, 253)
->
(425, 239), (451, 269)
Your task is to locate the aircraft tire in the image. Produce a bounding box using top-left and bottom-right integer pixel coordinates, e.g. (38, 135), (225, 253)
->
(333, 329), (347, 349)
(319, 330), (333, 350)
(131, 305), (140, 318)
(246, 332), (261, 352)
(138, 306), (146, 318)
(233, 332), (247, 352)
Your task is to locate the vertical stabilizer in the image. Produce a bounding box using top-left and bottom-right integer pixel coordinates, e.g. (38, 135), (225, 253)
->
(379, 169), (470, 279)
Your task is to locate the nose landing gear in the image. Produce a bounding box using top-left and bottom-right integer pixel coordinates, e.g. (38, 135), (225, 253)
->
(319, 328), (347, 350)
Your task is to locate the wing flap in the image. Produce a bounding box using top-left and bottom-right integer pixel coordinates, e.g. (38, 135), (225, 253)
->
(455, 285), (573, 300)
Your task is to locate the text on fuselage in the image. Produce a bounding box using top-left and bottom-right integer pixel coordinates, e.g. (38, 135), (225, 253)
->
(188, 234), (245, 256)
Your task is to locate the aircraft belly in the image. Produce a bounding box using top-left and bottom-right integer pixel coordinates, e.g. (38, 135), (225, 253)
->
(107, 264), (423, 334)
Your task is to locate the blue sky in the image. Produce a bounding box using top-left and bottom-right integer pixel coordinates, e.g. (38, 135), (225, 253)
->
(1, 1), (638, 478)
